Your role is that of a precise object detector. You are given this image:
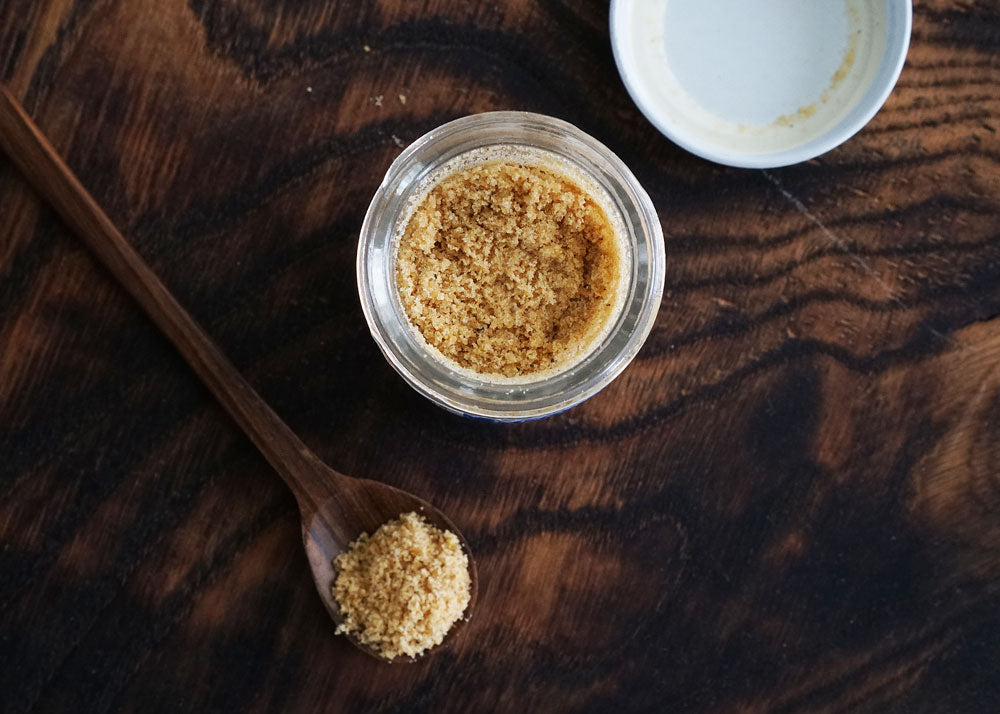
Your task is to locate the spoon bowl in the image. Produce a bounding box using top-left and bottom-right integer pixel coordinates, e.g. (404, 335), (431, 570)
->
(0, 85), (477, 662)
(301, 467), (479, 662)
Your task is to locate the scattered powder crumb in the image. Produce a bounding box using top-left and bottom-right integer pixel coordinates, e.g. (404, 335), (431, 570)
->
(363, 44), (371, 52)
(396, 161), (621, 377)
(774, 102), (817, 128)
(306, 86), (312, 93)
(398, 93), (407, 105)
(332, 512), (471, 660)
(372, 95), (383, 107)
(391, 134), (406, 148)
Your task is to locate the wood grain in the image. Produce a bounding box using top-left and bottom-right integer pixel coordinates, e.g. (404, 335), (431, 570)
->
(0, 85), (479, 666)
(1, 1), (999, 712)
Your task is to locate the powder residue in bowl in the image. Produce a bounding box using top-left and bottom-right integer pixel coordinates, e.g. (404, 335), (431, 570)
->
(332, 511), (471, 659)
(395, 160), (623, 378)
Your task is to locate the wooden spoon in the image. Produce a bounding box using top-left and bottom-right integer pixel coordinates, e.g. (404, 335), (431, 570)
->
(0, 86), (477, 663)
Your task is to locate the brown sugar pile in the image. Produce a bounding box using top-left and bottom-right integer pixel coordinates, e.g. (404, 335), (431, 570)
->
(396, 161), (621, 377)
(332, 512), (471, 659)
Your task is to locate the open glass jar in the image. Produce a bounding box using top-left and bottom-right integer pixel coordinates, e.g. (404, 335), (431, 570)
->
(357, 112), (664, 421)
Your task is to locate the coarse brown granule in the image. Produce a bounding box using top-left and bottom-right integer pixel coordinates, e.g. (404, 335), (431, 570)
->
(396, 160), (621, 377)
(332, 512), (471, 659)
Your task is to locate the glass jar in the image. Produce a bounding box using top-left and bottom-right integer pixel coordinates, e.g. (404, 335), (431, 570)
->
(357, 111), (665, 421)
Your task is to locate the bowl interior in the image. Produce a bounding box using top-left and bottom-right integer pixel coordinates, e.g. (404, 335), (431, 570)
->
(611, 0), (912, 167)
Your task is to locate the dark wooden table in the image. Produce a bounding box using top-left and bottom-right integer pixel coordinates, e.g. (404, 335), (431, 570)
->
(2, 1), (999, 712)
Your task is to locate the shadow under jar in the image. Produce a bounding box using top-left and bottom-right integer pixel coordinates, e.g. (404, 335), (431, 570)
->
(357, 112), (665, 422)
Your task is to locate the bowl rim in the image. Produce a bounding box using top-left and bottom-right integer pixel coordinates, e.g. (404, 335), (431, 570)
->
(609, 0), (913, 169)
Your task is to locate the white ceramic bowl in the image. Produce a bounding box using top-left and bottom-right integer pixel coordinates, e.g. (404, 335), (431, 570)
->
(610, 0), (912, 168)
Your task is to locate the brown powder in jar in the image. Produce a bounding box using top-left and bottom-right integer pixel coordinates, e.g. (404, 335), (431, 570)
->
(332, 512), (471, 659)
(395, 161), (622, 377)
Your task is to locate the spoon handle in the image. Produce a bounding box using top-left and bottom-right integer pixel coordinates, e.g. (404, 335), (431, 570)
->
(0, 86), (337, 507)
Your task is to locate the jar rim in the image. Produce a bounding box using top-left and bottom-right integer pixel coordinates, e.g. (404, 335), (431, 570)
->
(357, 111), (665, 421)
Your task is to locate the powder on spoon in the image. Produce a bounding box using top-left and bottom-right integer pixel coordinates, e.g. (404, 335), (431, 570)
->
(332, 511), (471, 659)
